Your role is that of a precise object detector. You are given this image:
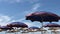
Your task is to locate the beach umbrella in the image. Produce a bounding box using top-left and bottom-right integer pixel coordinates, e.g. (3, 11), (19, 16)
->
(0, 26), (13, 34)
(7, 22), (28, 34)
(0, 26), (13, 31)
(43, 23), (60, 27)
(26, 11), (60, 22)
(7, 22), (28, 28)
(28, 26), (39, 31)
(28, 26), (39, 34)
(26, 11), (60, 34)
(29, 26), (39, 29)
(0, 26), (3, 32)
(43, 23), (60, 34)
(43, 23), (60, 30)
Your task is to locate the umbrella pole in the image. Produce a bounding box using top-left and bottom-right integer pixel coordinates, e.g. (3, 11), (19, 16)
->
(15, 27), (17, 34)
(50, 22), (52, 34)
(33, 32), (34, 34)
(5, 31), (7, 34)
(41, 22), (43, 34)
(50, 22), (52, 23)
(40, 16), (44, 34)
(16, 28), (18, 34)
(54, 30), (57, 34)
(51, 30), (52, 34)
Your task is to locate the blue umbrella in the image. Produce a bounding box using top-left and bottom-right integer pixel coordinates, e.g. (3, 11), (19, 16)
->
(28, 26), (39, 34)
(29, 26), (39, 29)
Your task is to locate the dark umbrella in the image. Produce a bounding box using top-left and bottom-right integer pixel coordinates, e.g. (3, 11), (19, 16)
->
(7, 22), (28, 28)
(43, 23), (60, 34)
(26, 11), (60, 22)
(0, 26), (13, 34)
(0, 26), (13, 31)
(26, 11), (60, 34)
(7, 22), (28, 34)
(0, 25), (2, 32)
(43, 23), (60, 30)
(43, 23), (60, 27)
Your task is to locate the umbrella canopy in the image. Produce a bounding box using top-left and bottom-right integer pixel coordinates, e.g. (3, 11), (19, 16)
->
(0, 26), (13, 30)
(43, 23), (60, 32)
(43, 23), (60, 27)
(7, 22), (28, 28)
(26, 11), (60, 22)
(29, 26), (39, 29)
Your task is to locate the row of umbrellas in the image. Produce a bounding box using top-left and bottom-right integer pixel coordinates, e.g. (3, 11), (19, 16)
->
(1, 23), (60, 30)
(0, 11), (60, 34)
(0, 22), (40, 32)
(0, 22), (60, 34)
(0, 22), (40, 31)
(0, 22), (28, 30)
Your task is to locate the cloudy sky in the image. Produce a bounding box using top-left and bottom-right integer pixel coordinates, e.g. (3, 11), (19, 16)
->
(0, 0), (60, 27)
